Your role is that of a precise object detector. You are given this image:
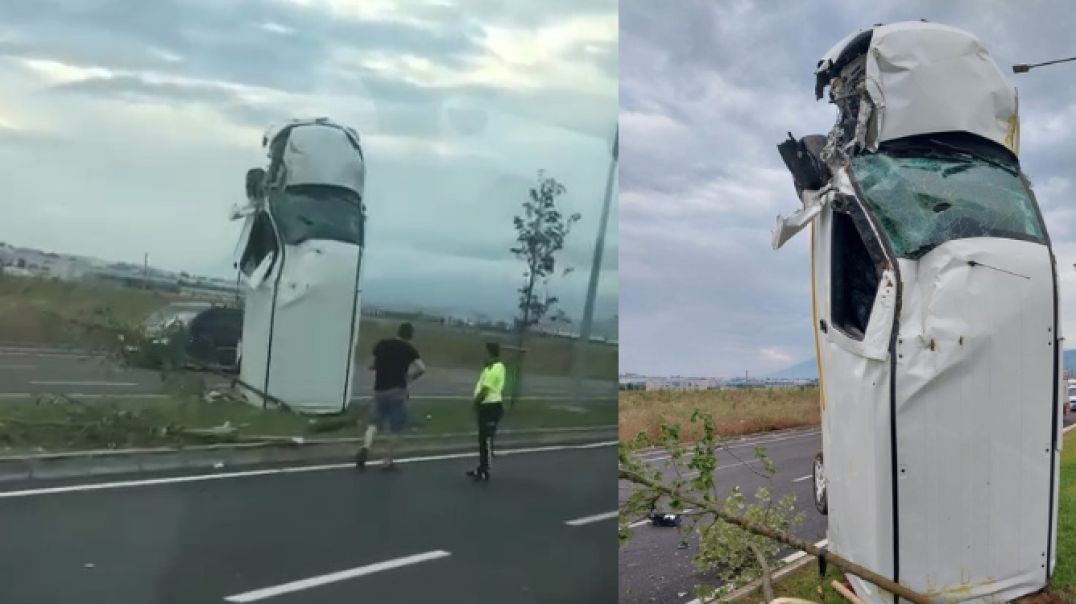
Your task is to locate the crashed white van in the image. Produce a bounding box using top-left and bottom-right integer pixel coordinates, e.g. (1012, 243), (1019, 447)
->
(773, 22), (1063, 602)
(231, 118), (366, 414)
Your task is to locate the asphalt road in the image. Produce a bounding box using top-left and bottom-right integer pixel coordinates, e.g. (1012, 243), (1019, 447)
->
(0, 444), (617, 604)
(0, 345), (616, 400)
(619, 426), (827, 604)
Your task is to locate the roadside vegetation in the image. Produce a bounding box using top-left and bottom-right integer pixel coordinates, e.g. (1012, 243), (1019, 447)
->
(0, 394), (617, 455)
(618, 387), (820, 442)
(730, 427), (1076, 603)
(619, 397), (1073, 603)
(0, 273), (617, 379)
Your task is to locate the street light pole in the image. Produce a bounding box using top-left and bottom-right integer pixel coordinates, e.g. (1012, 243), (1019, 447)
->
(573, 125), (618, 402)
(1013, 55), (1076, 73)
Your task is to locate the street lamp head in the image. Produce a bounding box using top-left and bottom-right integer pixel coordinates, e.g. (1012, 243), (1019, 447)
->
(1012, 64), (1031, 73)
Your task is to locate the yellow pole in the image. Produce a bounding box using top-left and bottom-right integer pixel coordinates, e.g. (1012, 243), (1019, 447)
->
(811, 221), (826, 411)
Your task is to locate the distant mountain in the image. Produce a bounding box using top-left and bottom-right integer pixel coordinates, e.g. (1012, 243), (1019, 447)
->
(768, 358), (818, 379)
(776, 350), (1076, 379)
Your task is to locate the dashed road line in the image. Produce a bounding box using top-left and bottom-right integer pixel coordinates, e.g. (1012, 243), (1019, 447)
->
(223, 550), (451, 602)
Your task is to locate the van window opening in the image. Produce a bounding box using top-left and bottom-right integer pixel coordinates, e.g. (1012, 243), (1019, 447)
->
(240, 212), (279, 276)
(830, 210), (880, 340)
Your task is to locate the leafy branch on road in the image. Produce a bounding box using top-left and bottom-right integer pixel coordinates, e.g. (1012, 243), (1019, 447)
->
(618, 410), (802, 599)
(618, 410), (931, 604)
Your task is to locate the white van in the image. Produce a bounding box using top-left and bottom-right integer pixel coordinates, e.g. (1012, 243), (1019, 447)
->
(773, 21), (1062, 604)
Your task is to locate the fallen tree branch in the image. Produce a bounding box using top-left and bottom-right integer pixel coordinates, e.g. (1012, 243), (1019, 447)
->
(619, 467), (931, 604)
(748, 542), (774, 603)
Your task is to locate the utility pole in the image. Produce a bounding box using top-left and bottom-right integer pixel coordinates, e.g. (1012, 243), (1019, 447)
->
(572, 125), (618, 402)
(143, 252), (149, 290)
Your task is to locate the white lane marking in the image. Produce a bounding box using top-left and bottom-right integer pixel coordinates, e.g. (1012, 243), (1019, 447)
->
(684, 539), (828, 604)
(634, 428), (819, 459)
(0, 346), (92, 353)
(792, 474), (813, 483)
(0, 441), (617, 499)
(640, 430), (821, 463)
(566, 511), (618, 526)
(0, 393), (168, 399)
(0, 352), (94, 359)
(29, 381), (139, 387)
(778, 538), (828, 564)
(683, 458), (761, 479)
(223, 550), (451, 602)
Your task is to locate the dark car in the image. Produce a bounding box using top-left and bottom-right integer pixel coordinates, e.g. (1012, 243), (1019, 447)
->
(125, 304), (242, 373)
(186, 306), (243, 371)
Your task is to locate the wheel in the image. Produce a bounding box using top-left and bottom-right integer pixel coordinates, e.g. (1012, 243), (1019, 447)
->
(813, 452), (828, 516)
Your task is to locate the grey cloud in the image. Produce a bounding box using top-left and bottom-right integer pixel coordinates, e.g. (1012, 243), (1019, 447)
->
(52, 74), (237, 103)
(620, 0), (1076, 376)
(0, 0), (617, 324)
(0, 0), (482, 94)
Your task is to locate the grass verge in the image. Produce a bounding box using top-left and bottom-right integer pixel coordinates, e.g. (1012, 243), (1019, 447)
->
(0, 395), (616, 455)
(0, 273), (617, 379)
(618, 387), (821, 442)
(768, 428), (1076, 603)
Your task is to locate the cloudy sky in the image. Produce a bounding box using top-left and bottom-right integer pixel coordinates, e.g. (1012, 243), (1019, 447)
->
(620, 0), (1076, 377)
(0, 0), (617, 322)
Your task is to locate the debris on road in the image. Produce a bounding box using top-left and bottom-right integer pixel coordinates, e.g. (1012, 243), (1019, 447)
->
(650, 513), (681, 527)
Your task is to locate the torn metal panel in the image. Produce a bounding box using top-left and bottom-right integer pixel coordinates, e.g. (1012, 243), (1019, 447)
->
(776, 21), (1061, 604)
(771, 186), (831, 250)
(816, 21), (1020, 157)
(865, 22), (1019, 153)
(233, 118), (366, 414)
(894, 239), (1054, 602)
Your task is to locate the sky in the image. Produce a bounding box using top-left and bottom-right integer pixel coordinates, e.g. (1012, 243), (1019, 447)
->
(0, 0), (618, 323)
(620, 0), (1076, 377)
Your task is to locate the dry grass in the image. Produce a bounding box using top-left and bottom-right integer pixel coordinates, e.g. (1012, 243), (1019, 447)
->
(0, 274), (175, 347)
(618, 387), (821, 442)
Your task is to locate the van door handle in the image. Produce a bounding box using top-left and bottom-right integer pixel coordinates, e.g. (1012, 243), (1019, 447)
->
(819, 319), (828, 333)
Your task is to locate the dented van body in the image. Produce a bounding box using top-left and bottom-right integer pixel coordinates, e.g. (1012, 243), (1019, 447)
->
(774, 22), (1063, 603)
(231, 118), (366, 414)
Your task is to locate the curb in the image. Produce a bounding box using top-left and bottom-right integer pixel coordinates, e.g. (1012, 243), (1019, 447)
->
(0, 426), (616, 483)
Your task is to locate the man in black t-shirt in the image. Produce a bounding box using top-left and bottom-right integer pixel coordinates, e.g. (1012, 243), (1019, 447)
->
(356, 322), (425, 471)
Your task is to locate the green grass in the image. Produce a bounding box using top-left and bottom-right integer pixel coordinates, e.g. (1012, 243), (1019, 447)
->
(768, 428), (1076, 603)
(768, 563), (846, 601)
(0, 273), (617, 379)
(1050, 427), (1076, 597)
(0, 395), (616, 454)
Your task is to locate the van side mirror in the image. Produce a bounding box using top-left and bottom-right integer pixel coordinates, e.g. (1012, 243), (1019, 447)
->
(245, 168), (266, 201)
(776, 133), (830, 197)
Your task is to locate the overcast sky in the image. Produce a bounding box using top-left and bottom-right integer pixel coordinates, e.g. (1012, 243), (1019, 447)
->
(620, 0), (1076, 377)
(0, 0), (617, 322)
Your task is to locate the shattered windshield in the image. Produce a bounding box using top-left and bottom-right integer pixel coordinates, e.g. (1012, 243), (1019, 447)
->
(851, 146), (1045, 259)
(269, 186), (364, 247)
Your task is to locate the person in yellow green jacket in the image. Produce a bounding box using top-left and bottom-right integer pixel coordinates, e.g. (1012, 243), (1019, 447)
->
(467, 342), (506, 481)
